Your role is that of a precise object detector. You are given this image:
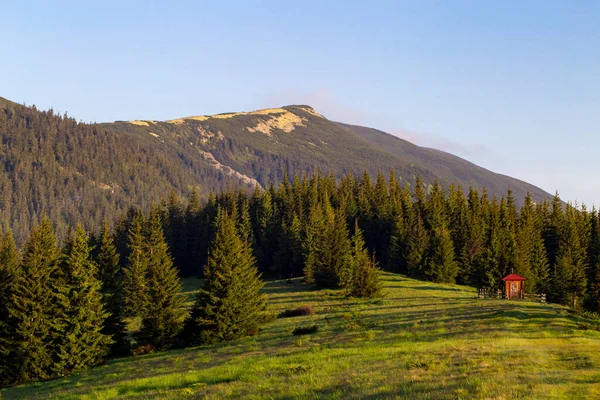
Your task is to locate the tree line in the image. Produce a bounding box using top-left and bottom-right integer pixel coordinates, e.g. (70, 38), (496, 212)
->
(154, 170), (597, 311)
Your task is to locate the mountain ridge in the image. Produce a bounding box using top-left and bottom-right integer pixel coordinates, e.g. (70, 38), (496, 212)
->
(0, 95), (555, 243)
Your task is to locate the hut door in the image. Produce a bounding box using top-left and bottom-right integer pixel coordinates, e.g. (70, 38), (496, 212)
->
(510, 283), (518, 298)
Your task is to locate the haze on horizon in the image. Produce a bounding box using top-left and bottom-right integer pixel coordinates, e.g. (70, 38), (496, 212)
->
(2, 1), (599, 205)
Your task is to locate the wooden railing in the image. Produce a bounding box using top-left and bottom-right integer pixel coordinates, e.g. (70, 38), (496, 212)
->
(477, 288), (546, 303)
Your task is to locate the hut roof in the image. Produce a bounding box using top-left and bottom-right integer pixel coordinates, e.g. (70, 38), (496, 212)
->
(502, 273), (526, 281)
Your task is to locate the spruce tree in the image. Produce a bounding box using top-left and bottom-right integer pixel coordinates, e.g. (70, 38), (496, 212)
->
(315, 207), (351, 288)
(122, 214), (150, 319)
(303, 202), (326, 284)
(0, 230), (19, 319)
(4, 218), (60, 384)
(96, 223), (128, 356)
(186, 211), (266, 344)
(344, 221), (383, 298)
(54, 225), (111, 375)
(137, 211), (185, 349)
(426, 227), (459, 283)
(406, 210), (429, 279)
(554, 253), (587, 308)
(0, 230), (19, 386)
(389, 214), (407, 274)
(530, 233), (551, 294)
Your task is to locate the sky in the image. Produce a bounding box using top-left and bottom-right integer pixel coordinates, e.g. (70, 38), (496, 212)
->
(1, 1), (599, 205)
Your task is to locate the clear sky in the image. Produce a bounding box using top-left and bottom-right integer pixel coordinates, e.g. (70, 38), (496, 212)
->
(2, 1), (599, 205)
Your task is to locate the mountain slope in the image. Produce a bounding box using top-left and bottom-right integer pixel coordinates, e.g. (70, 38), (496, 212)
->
(0, 96), (554, 243)
(338, 122), (551, 203)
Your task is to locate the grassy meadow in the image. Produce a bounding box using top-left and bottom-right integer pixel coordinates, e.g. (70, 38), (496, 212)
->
(3, 273), (600, 399)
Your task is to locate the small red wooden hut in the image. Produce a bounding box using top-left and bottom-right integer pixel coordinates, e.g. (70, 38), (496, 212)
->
(502, 274), (525, 299)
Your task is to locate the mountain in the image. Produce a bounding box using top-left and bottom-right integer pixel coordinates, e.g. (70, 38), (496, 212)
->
(0, 96), (554, 243)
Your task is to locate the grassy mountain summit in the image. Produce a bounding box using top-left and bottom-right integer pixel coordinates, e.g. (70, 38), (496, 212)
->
(0, 96), (553, 243)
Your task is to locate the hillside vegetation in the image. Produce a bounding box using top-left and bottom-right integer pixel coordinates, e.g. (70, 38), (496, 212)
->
(0, 96), (554, 244)
(4, 273), (600, 399)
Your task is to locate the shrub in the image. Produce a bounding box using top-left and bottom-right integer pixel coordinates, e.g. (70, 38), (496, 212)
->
(292, 325), (319, 335)
(278, 305), (314, 318)
(131, 344), (155, 356)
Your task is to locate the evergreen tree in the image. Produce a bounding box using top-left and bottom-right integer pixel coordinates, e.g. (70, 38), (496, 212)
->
(54, 225), (111, 375)
(406, 210), (429, 279)
(343, 221), (383, 298)
(426, 227), (459, 283)
(0, 230), (19, 318)
(274, 214), (304, 279)
(185, 211), (266, 344)
(303, 202), (326, 284)
(137, 211), (185, 349)
(530, 232), (551, 294)
(96, 223), (128, 356)
(0, 230), (19, 386)
(122, 215), (149, 318)
(4, 218), (60, 384)
(554, 253), (587, 308)
(388, 213), (407, 274)
(314, 207), (352, 288)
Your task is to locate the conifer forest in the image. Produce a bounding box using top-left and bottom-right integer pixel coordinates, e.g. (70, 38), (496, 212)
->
(1, 170), (599, 388)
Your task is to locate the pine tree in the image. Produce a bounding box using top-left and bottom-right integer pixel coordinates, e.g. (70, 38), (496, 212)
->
(303, 202), (326, 284)
(0, 230), (19, 318)
(185, 211), (266, 344)
(388, 214), (407, 274)
(426, 227), (459, 283)
(515, 194), (537, 289)
(4, 218), (60, 384)
(315, 207), (352, 288)
(96, 222), (128, 355)
(54, 225), (111, 375)
(343, 221), (383, 298)
(406, 210), (429, 279)
(554, 253), (587, 309)
(530, 232), (551, 294)
(274, 214), (304, 279)
(137, 211), (185, 349)
(0, 230), (19, 386)
(122, 214), (149, 319)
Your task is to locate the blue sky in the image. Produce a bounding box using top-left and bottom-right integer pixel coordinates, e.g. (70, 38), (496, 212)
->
(2, 1), (599, 205)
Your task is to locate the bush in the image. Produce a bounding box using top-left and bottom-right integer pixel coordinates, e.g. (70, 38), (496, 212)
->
(131, 344), (155, 356)
(292, 325), (319, 335)
(278, 305), (314, 318)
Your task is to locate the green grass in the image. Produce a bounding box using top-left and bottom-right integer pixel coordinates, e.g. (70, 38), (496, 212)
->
(3, 273), (600, 399)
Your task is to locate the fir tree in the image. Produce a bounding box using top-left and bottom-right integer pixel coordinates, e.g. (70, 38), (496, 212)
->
(554, 253), (587, 309)
(344, 221), (383, 298)
(122, 215), (149, 318)
(406, 210), (429, 279)
(315, 207), (351, 288)
(303, 202), (326, 284)
(4, 218), (60, 384)
(54, 225), (111, 375)
(185, 211), (266, 344)
(0, 230), (19, 386)
(426, 227), (459, 283)
(137, 211), (185, 349)
(96, 223), (128, 355)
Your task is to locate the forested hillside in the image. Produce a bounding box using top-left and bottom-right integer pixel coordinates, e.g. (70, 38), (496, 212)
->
(1, 170), (598, 389)
(0, 96), (555, 244)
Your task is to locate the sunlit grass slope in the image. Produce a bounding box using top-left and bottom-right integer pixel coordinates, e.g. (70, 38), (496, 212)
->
(3, 273), (600, 399)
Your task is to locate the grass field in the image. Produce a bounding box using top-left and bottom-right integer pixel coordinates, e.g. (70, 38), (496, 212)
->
(3, 273), (600, 399)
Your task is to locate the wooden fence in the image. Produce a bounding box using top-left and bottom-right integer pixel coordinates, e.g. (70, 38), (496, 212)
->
(477, 288), (546, 303)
